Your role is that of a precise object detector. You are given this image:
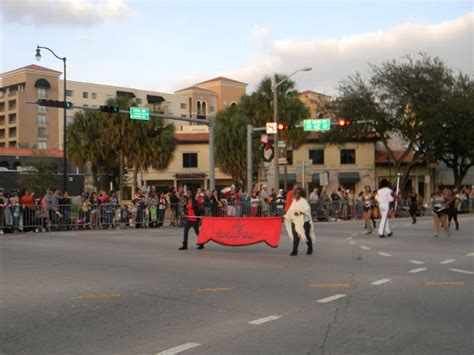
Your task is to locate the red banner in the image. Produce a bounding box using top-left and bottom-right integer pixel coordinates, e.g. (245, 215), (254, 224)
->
(197, 217), (282, 248)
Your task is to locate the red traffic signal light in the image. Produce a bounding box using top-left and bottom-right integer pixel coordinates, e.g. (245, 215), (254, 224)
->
(338, 118), (350, 127)
(277, 123), (287, 131)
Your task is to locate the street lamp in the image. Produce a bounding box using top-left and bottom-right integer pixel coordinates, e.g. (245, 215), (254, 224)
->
(272, 67), (312, 190)
(36, 45), (68, 193)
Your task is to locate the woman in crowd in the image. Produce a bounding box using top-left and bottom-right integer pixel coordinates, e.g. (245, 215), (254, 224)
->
(408, 188), (418, 224)
(431, 185), (450, 238)
(157, 192), (167, 227)
(447, 187), (460, 231)
(285, 188), (315, 256)
(362, 186), (375, 234)
(179, 190), (204, 250)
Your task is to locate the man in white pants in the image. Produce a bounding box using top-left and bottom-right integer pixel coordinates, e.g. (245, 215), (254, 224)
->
(376, 179), (394, 238)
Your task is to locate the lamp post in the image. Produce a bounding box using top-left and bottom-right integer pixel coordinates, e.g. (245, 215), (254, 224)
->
(272, 67), (312, 190)
(36, 45), (68, 193)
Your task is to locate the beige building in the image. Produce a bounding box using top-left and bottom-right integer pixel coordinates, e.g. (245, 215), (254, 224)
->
(298, 90), (332, 118)
(0, 65), (62, 149)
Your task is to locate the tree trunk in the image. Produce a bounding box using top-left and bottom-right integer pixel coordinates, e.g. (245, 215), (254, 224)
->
(119, 149), (124, 200)
(133, 167), (138, 195)
(97, 165), (105, 191)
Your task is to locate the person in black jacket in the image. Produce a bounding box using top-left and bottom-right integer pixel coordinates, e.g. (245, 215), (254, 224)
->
(179, 190), (204, 250)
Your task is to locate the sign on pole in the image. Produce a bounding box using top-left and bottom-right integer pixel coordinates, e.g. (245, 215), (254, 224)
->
(130, 107), (150, 121)
(277, 141), (288, 165)
(303, 118), (331, 131)
(266, 122), (277, 134)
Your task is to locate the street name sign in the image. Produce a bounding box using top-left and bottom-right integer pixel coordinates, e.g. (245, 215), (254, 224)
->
(303, 118), (331, 131)
(130, 107), (150, 121)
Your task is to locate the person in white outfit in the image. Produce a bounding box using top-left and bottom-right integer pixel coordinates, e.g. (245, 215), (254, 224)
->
(376, 179), (394, 238)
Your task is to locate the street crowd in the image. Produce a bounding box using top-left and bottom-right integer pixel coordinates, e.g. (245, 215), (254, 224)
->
(0, 183), (472, 235)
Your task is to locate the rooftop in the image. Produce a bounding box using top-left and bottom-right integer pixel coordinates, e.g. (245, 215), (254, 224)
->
(0, 148), (63, 158)
(195, 76), (247, 86)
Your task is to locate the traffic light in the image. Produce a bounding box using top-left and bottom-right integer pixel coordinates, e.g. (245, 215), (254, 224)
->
(338, 118), (350, 128)
(37, 99), (72, 109)
(277, 123), (296, 131)
(100, 105), (120, 113)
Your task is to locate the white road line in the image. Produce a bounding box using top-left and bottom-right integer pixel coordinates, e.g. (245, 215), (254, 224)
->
(409, 267), (428, 273)
(156, 342), (201, 355)
(346, 237), (353, 240)
(360, 246), (371, 250)
(409, 260), (424, 265)
(248, 315), (282, 325)
(378, 252), (392, 257)
(440, 259), (456, 264)
(317, 294), (346, 303)
(449, 268), (474, 275)
(466, 252), (474, 257)
(350, 233), (358, 237)
(371, 279), (392, 286)
(349, 241), (356, 244)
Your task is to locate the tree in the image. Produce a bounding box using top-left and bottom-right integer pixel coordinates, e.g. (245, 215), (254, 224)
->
(430, 74), (474, 187)
(67, 110), (117, 190)
(19, 156), (57, 195)
(327, 54), (464, 190)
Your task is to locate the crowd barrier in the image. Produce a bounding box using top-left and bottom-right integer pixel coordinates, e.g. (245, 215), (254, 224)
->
(0, 198), (472, 233)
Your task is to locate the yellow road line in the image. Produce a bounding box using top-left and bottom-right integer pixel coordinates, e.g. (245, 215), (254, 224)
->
(197, 288), (234, 293)
(424, 282), (464, 286)
(310, 284), (350, 288)
(75, 293), (121, 300)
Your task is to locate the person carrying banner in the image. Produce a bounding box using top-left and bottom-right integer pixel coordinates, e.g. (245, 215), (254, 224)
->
(179, 190), (204, 250)
(285, 188), (315, 256)
(376, 179), (394, 238)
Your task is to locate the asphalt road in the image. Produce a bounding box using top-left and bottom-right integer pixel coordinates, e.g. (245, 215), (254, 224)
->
(1, 215), (473, 355)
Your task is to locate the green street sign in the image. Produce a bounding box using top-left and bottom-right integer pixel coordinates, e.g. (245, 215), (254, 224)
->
(130, 107), (150, 120)
(303, 118), (331, 131)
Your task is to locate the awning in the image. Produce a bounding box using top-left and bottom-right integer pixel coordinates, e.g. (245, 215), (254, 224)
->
(34, 78), (50, 89)
(338, 172), (360, 184)
(147, 95), (165, 104)
(279, 173), (297, 185)
(116, 90), (136, 98)
(312, 173), (320, 185)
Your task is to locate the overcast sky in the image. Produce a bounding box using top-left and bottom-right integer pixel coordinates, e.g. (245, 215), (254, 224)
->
(1, 0), (472, 96)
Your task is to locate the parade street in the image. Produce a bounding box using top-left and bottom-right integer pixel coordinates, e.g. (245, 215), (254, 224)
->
(1, 216), (473, 355)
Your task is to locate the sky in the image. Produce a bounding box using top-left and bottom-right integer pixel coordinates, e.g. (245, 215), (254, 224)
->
(0, 0), (472, 96)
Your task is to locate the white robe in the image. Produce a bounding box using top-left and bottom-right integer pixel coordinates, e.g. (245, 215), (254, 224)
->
(284, 198), (316, 243)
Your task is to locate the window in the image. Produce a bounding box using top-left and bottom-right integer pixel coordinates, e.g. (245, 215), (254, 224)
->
(8, 127), (17, 137)
(181, 114), (187, 118)
(209, 106), (215, 113)
(37, 87), (47, 98)
(83, 104), (89, 108)
(183, 153), (198, 168)
(38, 105), (47, 113)
(8, 141), (17, 148)
(135, 98), (142, 104)
(8, 100), (16, 110)
(91, 92), (97, 100)
(340, 149), (356, 164)
(0, 129), (5, 138)
(0, 102), (4, 112)
(180, 103), (187, 109)
(37, 142), (47, 150)
(66, 89), (74, 97)
(0, 116), (4, 125)
(82, 92), (88, 99)
(309, 149), (325, 165)
(38, 127), (47, 139)
(37, 115), (47, 125)
(8, 114), (16, 124)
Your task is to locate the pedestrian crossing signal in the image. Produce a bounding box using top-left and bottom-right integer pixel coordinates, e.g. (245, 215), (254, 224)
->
(100, 105), (120, 113)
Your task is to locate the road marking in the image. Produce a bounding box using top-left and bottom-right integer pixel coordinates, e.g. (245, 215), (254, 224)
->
(360, 246), (371, 250)
(371, 279), (392, 286)
(310, 283), (349, 288)
(378, 252), (392, 257)
(248, 315), (282, 325)
(440, 259), (456, 264)
(75, 293), (121, 301)
(449, 268), (474, 275)
(350, 233), (358, 237)
(156, 342), (201, 355)
(197, 288), (234, 293)
(466, 252), (474, 257)
(346, 237), (353, 240)
(424, 281), (464, 286)
(409, 268), (428, 273)
(349, 241), (356, 244)
(409, 260), (424, 265)
(317, 294), (346, 303)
